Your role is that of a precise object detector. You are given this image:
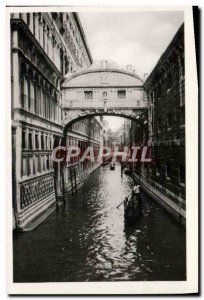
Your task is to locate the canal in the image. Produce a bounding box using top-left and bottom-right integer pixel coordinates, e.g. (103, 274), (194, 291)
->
(13, 164), (186, 282)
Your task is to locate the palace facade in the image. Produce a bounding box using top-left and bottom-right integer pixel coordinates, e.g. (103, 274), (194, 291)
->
(11, 12), (103, 230)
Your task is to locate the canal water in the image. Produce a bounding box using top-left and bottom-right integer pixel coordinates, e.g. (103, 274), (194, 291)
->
(13, 164), (186, 282)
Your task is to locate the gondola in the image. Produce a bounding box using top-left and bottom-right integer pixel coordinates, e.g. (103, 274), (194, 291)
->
(101, 160), (109, 166)
(124, 194), (142, 224)
(110, 163), (115, 170)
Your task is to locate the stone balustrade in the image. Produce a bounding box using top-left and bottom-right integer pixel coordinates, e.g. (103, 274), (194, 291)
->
(20, 173), (54, 209)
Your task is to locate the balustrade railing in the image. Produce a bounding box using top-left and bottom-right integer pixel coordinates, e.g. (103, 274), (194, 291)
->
(20, 173), (55, 209)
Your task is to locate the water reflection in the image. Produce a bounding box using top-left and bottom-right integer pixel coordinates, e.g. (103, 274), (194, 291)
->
(13, 164), (186, 282)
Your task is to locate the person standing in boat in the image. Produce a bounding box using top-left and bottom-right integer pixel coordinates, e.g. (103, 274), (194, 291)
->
(133, 184), (141, 196)
(132, 184), (142, 210)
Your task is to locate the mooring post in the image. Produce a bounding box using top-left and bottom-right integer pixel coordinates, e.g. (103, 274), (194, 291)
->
(53, 172), (59, 210)
(70, 168), (74, 195)
(74, 168), (77, 194)
(61, 169), (66, 205)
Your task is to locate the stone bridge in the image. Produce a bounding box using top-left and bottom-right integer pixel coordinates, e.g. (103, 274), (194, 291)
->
(61, 60), (148, 131)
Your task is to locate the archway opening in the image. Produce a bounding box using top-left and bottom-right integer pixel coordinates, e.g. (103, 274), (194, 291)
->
(58, 113), (149, 196)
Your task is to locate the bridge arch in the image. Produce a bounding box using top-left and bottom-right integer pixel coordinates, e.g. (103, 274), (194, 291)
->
(62, 109), (148, 136)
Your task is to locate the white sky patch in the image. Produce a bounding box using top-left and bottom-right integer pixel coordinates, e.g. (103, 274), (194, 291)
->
(79, 11), (184, 76)
(103, 116), (125, 131)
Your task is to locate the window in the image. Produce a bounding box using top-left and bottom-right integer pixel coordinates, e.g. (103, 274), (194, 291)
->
(179, 165), (185, 184)
(103, 91), (107, 97)
(117, 90), (126, 99)
(45, 136), (48, 150)
(46, 155), (50, 170)
(84, 91), (93, 100)
(22, 131), (26, 149)
(41, 134), (44, 150)
(28, 132), (33, 150)
(35, 133), (39, 150)
(137, 100), (140, 107)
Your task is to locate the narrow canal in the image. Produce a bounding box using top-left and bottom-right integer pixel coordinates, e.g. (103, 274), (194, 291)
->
(13, 164), (186, 282)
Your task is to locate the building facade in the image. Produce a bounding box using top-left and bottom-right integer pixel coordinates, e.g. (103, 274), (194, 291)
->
(11, 12), (98, 230)
(132, 24), (185, 223)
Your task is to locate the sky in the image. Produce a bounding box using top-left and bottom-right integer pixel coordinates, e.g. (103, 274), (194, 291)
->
(79, 10), (184, 131)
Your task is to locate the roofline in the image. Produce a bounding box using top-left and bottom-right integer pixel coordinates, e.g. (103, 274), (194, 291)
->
(73, 12), (93, 64)
(62, 68), (144, 87)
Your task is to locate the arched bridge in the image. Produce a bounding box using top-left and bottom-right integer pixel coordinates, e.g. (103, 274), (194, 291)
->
(61, 60), (148, 130)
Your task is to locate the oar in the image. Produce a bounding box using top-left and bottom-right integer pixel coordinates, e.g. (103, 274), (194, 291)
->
(116, 193), (132, 209)
(116, 200), (125, 209)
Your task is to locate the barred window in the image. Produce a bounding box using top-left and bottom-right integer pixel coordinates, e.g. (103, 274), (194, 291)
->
(84, 91), (93, 99)
(117, 90), (126, 99)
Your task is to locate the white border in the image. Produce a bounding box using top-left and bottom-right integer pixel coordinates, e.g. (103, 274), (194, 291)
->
(6, 6), (198, 295)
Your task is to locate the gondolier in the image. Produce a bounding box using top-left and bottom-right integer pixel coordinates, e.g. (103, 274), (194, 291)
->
(132, 184), (142, 211)
(132, 184), (141, 196)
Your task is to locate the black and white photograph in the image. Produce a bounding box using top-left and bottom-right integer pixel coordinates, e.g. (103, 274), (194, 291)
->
(6, 5), (198, 295)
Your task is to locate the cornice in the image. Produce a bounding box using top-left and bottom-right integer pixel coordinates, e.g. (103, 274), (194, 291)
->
(11, 18), (63, 80)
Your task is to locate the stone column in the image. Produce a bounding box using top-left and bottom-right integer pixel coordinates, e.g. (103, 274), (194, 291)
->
(34, 13), (39, 41)
(52, 36), (56, 62)
(56, 44), (60, 70)
(29, 13), (34, 33)
(47, 30), (52, 59)
(21, 13), (27, 23)
(13, 13), (20, 18)
(15, 125), (22, 213)
(39, 16), (44, 47)
(44, 25), (48, 53)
